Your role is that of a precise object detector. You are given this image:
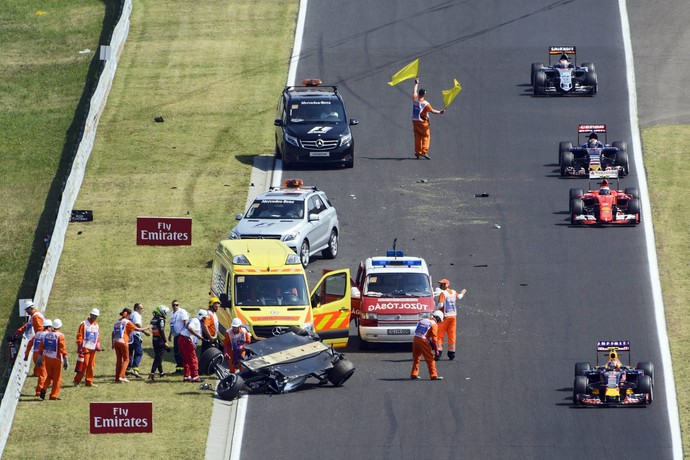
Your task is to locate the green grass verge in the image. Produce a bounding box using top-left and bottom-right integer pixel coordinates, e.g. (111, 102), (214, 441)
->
(0, 0), (104, 384)
(3, 0), (297, 457)
(642, 124), (690, 455)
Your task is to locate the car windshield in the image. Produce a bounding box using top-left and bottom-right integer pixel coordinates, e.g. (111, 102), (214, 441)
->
(234, 274), (309, 307)
(364, 273), (432, 298)
(245, 199), (304, 219)
(288, 100), (346, 124)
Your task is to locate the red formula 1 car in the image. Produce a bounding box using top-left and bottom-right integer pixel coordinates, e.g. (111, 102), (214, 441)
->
(573, 341), (653, 407)
(569, 171), (640, 225)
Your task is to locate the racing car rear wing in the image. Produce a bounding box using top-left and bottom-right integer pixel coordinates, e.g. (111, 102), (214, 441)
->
(549, 46), (576, 55)
(578, 124), (608, 145)
(597, 340), (631, 366)
(549, 46), (576, 65)
(578, 124), (606, 134)
(597, 340), (630, 351)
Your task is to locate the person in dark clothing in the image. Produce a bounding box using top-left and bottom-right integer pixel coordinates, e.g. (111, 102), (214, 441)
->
(148, 306), (170, 381)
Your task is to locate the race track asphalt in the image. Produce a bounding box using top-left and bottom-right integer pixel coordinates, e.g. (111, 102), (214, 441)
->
(238, 1), (677, 458)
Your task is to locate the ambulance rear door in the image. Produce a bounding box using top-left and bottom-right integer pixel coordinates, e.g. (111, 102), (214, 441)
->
(310, 269), (351, 348)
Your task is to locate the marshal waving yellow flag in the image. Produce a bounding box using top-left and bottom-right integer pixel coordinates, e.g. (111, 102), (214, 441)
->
(442, 79), (462, 108)
(388, 59), (419, 86)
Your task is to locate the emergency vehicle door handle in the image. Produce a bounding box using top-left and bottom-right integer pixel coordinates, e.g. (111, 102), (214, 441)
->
(339, 307), (349, 312)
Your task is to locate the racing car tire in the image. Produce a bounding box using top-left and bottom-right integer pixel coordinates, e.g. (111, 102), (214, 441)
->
(637, 375), (653, 403)
(574, 361), (591, 376)
(582, 62), (596, 73)
(584, 70), (597, 87)
(199, 347), (224, 376)
(570, 199), (583, 224)
(322, 229), (339, 259)
(573, 375), (588, 405)
(530, 62), (543, 86)
(615, 150), (630, 175)
(299, 240), (310, 267)
(636, 361), (654, 382)
(559, 141), (572, 165)
(217, 373), (245, 401)
(533, 71), (546, 95)
(561, 151), (574, 176)
(627, 198), (641, 216)
(569, 188), (584, 203)
(624, 187), (640, 199)
(328, 357), (355, 387)
(612, 141), (627, 153)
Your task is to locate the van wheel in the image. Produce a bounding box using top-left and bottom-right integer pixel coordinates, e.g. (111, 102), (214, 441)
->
(299, 240), (310, 267)
(322, 230), (338, 259)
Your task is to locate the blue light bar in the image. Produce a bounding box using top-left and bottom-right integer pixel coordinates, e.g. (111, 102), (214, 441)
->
(385, 250), (404, 257)
(371, 259), (422, 267)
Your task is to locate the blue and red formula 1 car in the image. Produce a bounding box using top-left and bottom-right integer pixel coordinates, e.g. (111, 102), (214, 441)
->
(559, 124), (629, 177)
(573, 340), (653, 407)
(569, 171), (640, 226)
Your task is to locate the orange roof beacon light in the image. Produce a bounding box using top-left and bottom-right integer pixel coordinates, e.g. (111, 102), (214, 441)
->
(302, 79), (322, 87)
(282, 178), (304, 188)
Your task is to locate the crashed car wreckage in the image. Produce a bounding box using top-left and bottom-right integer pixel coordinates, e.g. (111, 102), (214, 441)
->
(199, 327), (355, 401)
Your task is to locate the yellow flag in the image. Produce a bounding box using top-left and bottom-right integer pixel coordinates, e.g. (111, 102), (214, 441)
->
(442, 79), (462, 108)
(387, 59), (419, 86)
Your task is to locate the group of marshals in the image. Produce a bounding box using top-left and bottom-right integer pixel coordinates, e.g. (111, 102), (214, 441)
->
(410, 278), (467, 380)
(15, 295), (249, 394)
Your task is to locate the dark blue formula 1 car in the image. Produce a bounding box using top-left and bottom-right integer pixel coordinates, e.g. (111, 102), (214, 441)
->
(573, 340), (653, 407)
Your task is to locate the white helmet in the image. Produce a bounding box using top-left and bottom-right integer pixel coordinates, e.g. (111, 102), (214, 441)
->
(90, 308), (100, 316)
(52, 318), (63, 330)
(43, 319), (53, 329)
(231, 318), (242, 328)
(196, 309), (209, 320)
(432, 310), (444, 322)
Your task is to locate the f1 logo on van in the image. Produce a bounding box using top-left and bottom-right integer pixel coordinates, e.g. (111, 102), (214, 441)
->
(136, 217), (192, 246)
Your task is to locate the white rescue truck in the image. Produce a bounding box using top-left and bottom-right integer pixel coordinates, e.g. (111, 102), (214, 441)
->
(354, 250), (435, 349)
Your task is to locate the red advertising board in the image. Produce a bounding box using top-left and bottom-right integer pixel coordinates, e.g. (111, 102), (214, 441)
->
(136, 217), (192, 246)
(90, 401), (153, 434)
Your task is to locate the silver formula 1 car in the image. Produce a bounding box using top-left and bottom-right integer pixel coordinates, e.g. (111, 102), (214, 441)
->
(531, 46), (597, 96)
(199, 328), (355, 400)
(573, 341), (653, 407)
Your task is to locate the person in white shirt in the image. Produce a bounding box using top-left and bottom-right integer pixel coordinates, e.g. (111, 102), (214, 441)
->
(168, 300), (187, 374)
(178, 309), (207, 383)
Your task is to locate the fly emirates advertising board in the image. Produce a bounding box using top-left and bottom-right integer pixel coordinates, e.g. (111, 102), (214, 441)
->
(136, 217), (192, 246)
